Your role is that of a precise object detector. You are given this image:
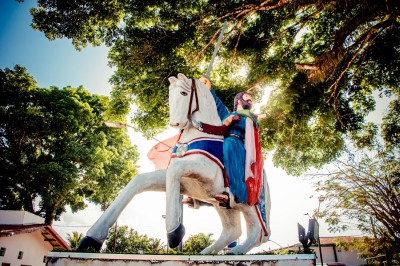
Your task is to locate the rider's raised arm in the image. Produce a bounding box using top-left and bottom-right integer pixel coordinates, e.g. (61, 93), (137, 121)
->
(210, 89), (231, 122)
(200, 77), (231, 121)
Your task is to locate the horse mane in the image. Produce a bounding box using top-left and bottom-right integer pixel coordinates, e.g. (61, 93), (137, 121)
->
(174, 73), (222, 127)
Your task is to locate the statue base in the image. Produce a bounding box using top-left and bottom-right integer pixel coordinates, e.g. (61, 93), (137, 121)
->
(47, 252), (316, 266)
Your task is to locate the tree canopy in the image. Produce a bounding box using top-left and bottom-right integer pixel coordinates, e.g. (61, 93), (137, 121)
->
(105, 225), (164, 254)
(104, 226), (216, 254)
(30, 0), (400, 175)
(183, 233), (215, 254)
(313, 142), (400, 259)
(0, 65), (139, 224)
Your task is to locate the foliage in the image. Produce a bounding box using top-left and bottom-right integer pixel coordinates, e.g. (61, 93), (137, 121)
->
(104, 225), (165, 254)
(313, 143), (400, 259)
(182, 233), (215, 254)
(0, 65), (139, 224)
(274, 248), (308, 255)
(334, 237), (400, 265)
(29, 0), (400, 175)
(67, 231), (84, 249)
(30, 0), (124, 50)
(104, 228), (215, 254)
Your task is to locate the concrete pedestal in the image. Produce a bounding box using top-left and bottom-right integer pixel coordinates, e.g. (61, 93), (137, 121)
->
(46, 252), (316, 266)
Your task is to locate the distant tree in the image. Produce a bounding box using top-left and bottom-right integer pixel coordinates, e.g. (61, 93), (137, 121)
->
(67, 231), (84, 250)
(313, 143), (400, 262)
(30, 0), (400, 175)
(333, 236), (400, 265)
(183, 233), (214, 254)
(104, 225), (164, 254)
(0, 65), (139, 224)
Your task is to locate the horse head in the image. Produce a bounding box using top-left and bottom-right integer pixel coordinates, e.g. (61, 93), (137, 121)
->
(168, 73), (221, 131)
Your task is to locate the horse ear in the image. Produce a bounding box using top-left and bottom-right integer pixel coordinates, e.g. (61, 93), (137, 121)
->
(168, 76), (178, 85)
(177, 73), (188, 81)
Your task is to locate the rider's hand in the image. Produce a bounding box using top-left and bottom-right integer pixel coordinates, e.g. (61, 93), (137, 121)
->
(223, 115), (234, 126)
(200, 76), (212, 90)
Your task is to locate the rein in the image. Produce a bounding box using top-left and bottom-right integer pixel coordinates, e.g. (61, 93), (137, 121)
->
(187, 79), (199, 122)
(171, 137), (230, 187)
(186, 79), (228, 136)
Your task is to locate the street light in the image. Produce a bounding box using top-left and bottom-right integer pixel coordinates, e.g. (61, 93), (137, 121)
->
(316, 195), (325, 266)
(299, 195), (325, 265)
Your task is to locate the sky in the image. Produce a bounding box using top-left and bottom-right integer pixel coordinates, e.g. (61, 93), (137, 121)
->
(0, 0), (378, 253)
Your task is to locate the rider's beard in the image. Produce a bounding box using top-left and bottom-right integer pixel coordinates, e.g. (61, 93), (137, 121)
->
(240, 99), (252, 110)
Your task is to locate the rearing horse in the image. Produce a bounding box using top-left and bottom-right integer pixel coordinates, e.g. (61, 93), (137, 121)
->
(77, 74), (271, 254)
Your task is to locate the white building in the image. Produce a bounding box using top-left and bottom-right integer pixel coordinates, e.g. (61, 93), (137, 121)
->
(0, 210), (70, 266)
(314, 236), (367, 266)
(271, 236), (367, 266)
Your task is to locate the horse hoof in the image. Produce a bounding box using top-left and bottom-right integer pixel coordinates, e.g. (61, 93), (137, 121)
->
(76, 236), (103, 252)
(167, 223), (185, 248)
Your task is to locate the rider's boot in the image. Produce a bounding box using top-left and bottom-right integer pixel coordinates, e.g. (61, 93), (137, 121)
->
(181, 197), (195, 207)
(214, 190), (233, 209)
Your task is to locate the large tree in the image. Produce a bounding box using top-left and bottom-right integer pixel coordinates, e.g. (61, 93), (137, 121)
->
(0, 65), (139, 224)
(30, 0), (400, 175)
(313, 143), (400, 260)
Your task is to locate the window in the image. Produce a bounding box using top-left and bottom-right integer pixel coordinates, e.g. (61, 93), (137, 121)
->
(18, 251), (24, 259)
(1, 263), (11, 266)
(0, 247), (5, 256)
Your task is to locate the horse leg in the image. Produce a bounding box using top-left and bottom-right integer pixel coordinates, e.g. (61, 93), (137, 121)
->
(228, 205), (263, 254)
(201, 207), (242, 254)
(77, 169), (166, 251)
(165, 163), (186, 249)
(226, 172), (271, 254)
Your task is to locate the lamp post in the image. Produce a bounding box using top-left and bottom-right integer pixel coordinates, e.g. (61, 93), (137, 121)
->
(302, 196), (325, 265)
(317, 195), (325, 266)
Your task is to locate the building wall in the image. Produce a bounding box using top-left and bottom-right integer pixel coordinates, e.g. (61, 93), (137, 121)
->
(0, 211), (44, 225)
(314, 245), (366, 266)
(335, 248), (366, 266)
(0, 231), (53, 266)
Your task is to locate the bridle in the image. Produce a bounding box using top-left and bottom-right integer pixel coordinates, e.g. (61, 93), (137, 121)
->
(173, 79), (229, 187)
(182, 78), (228, 136)
(186, 79), (199, 122)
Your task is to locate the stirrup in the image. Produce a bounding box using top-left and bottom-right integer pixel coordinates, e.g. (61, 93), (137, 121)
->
(214, 192), (232, 209)
(181, 197), (194, 205)
(181, 197), (196, 208)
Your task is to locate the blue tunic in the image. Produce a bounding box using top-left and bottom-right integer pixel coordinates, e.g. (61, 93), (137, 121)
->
(210, 89), (248, 204)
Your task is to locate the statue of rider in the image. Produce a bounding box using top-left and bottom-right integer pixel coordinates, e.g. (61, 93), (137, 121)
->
(200, 77), (264, 208)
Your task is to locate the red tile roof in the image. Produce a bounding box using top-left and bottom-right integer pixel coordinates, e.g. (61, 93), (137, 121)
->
(319, 236), (360, 245)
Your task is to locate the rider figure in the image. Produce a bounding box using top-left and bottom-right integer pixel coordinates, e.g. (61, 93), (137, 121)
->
(200, 77), (264, 208)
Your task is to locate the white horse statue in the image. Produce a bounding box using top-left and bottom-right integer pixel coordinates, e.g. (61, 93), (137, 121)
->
(77, 73), (271, 254)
